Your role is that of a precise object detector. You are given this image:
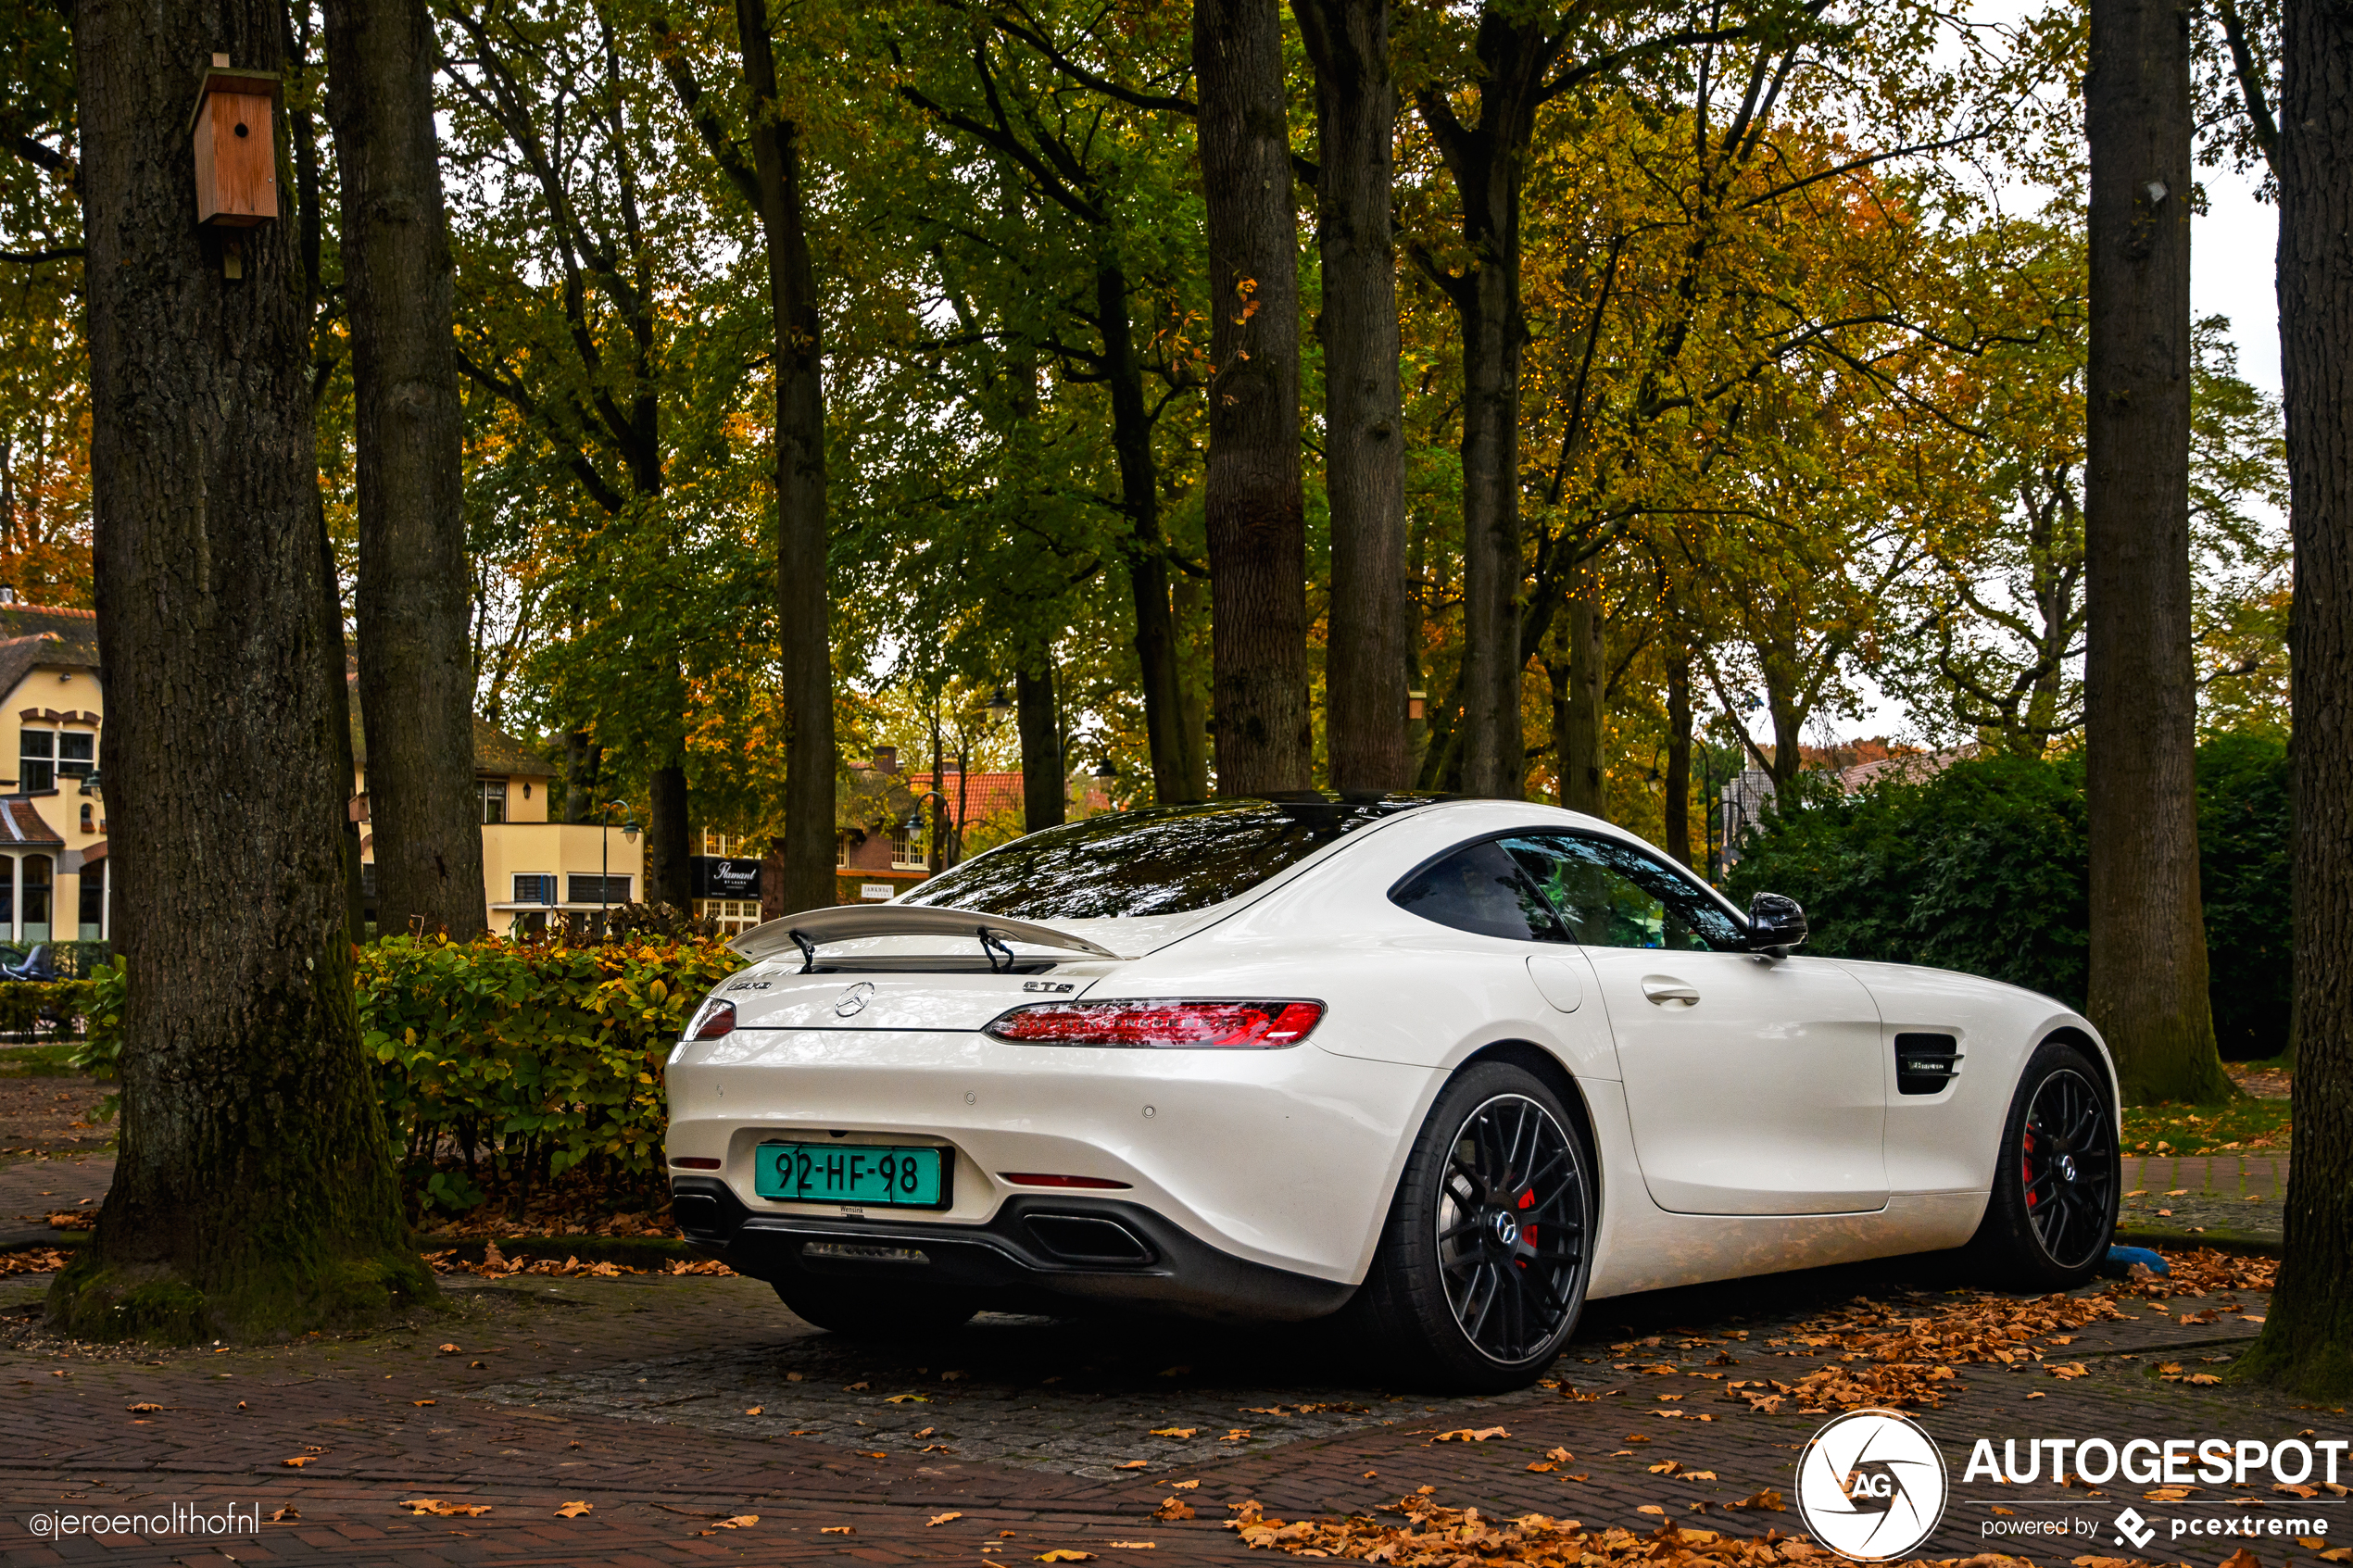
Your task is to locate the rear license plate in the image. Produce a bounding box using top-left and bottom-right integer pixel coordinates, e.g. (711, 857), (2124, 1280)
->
(754, 1141), (950, 1208)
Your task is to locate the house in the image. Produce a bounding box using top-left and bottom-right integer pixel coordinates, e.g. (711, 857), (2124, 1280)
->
(828, 746), (1108, 905)
(0, 599), (108, 946)
(349, 693), (644, 939)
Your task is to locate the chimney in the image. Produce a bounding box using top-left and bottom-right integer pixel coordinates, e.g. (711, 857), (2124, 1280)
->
(872, 745), (898, 773)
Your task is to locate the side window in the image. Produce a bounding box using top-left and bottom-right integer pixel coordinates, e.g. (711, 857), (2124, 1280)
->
(1505, 834), (1743, 952)
(1390, 839), (1565, 943)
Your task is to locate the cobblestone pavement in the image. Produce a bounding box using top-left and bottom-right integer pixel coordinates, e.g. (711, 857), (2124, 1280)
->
(6, 1250), (2346, 1568)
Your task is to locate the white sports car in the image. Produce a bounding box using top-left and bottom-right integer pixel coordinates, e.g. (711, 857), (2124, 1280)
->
(665, 796), (2120, 1391)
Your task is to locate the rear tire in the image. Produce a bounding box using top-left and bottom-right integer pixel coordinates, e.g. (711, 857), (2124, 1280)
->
(1351, 1061), (1596, 1394)
(774, 1279), (979, 1337)
(1962, 1038), (2120, 1289)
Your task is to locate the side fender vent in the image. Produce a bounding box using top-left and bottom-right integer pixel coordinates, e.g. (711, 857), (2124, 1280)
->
(1894, 1032), (1963, 1095)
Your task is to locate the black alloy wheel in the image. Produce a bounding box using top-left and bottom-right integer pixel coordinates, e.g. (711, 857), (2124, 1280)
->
(1961, 1037), (2120, 1288)
(1435, 1094), (1587, 1363)
(2018, 1066), (2117, 1271)
(1351, 1060), (1595, 1392)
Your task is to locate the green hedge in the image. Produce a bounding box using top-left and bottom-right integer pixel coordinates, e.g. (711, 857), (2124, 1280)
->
(0, 977), (94, 1037)
(1726, 736), (2290, 1057)
(76, 935), (746, 1212)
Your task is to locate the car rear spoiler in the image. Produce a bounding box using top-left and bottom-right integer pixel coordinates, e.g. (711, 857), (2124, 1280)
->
(730, 903), (1127, 972)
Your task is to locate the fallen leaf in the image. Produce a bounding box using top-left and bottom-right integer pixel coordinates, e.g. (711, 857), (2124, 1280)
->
(401, 1499), (491, 1517)
(1114, 1461), (1147, 1471)
(1527, 1461), (1556, 1473)
(412, 1399), (435, 1407)
(1430, 1425), (1508, 1443)
(1038, 1553), (1096, 1563)
(1547, 1448), (1574, 1462)
(743, 1406), (763, 1416)
(887, 1393), (930, 1404)
(1152, 1497), (1195, 1521)
(1728, 1490), (1786, 1512)
(2027, 1391), (2047, 1399)
(2219, 1550), (2261, 1568)
(820, 1524), (853, 1535)
(269, 1506), (300, 1523)
(1149, 1427), (1197, 1438)
(845, 1380), (870, 1391)
(2146, 1488), (2196, 1501)
(1106, 1543), (1156, 1550)
(2275, 1485), (2320, 1499)
(1638, 1505), (1667, 1515)
(126, 1401), (162, 1413)
(1220, 1428), (1251, 1442)
(1994, 1507), (2016, 1516)
(1169, 1480), (1200, 1490)
(437, 1343), (461, 1354)
(556, 1502), (591, 1518)
(714, 1515), (759, 1529)
(1648, 1461), (1682, 1475)
(930, 1512), (963, 1526)
(283, 1456), (316, 1468)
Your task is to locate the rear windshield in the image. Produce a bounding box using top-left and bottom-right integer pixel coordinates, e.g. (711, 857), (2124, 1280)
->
(903, 798), (1421, 920)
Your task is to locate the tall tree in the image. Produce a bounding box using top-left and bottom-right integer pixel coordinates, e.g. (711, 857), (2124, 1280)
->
(52, 14), (427, 1339)
(1295, 0), (1409, 792)
(325, 0), (485, 939)
(1196, 0), (1311, 795)
(660, 0), (835, 913)
(2082, 0), (2233, 1102)
(2240, 0), (2353, 1399)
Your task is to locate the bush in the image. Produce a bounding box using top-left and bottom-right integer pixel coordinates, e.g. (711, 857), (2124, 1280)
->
(1727, 738), (2290, 1054)
(0, 977), (95, 1039)
(77, 935), (746, 1211)
(359, 935), (746, 1211)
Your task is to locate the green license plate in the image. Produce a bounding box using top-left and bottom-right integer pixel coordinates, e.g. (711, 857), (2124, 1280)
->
(754, 1141), (949, 1208)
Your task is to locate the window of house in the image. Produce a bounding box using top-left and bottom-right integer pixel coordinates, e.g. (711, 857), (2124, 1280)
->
(480, 777), (508, 824)
(78, 859), (104, 940)
(78, 803), (93, 834)
(836, 836), (849, 869)
(512, 873), (557, 906)
(57, 731), (93, 780)
(360, 863), (379, 901)
(703, 829), (739, 857)
(890, 823), (925, 870)
(20, 855), (51, 944)
(568, 873), (630, 905)
(695, 897), (761, 936)
(19, 730), (52, 793)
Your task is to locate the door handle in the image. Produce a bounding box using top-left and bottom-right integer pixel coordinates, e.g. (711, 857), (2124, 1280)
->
(1642, 975), (1701, 1007)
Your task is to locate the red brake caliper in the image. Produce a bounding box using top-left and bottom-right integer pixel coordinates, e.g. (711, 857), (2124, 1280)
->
(1516, 1187), (1537, 1263)
(2021, 1129), (2038, 1209)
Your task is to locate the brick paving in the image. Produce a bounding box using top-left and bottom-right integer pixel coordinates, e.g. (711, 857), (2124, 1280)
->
(2118, 1157), (2289, 1245)
(6, 1249), (2347, 1568)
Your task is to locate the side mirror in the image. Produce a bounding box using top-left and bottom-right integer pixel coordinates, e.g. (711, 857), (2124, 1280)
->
(1747, 892), (1808, 954)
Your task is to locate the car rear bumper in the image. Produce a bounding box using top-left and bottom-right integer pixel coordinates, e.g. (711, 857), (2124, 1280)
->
(669, 1176), (1356, 1321)
(664, 1028), (1439, 1286)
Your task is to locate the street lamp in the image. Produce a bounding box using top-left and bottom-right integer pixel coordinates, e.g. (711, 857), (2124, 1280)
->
(985, 685), (1014, 716)
(600, 799), (638, 937)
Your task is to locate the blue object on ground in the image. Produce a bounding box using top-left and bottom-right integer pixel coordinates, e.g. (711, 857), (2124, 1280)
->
(2103, 1244), (2171, 1277)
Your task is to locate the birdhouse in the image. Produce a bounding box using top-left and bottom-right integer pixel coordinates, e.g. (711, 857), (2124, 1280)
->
(190, 55), (281, 227)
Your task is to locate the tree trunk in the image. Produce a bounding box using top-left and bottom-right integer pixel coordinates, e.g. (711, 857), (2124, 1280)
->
(317, 501), (367, 940)
(736, 0), (835, 915)
(1098, 255), (1191, 803)
(52, 10), (429, 1341)
(1560, 568), (1604, 815)
(2082, 0), (2233, 1103)
(2238, 0), (2353, 1399)
(325, 0), (484, 941)
(643, 763), (690, 908)
(1197, 0), (1311, 797)
(1456, 251), (1525, 798)
(1665, 653), (1693, 870)
(1172, 571), (1212, 800)
(1295, 0), (1408, 794)
(562, 729), (602, 822)
(1017, 662), (1063, 832)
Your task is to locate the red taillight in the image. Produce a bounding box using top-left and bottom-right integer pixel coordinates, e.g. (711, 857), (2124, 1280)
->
(684, 999), (736, 1041)
(999, 1173), (1133, 1189)
(985, 999), (1324, 1048)
(671, 1156), (722, 1170)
